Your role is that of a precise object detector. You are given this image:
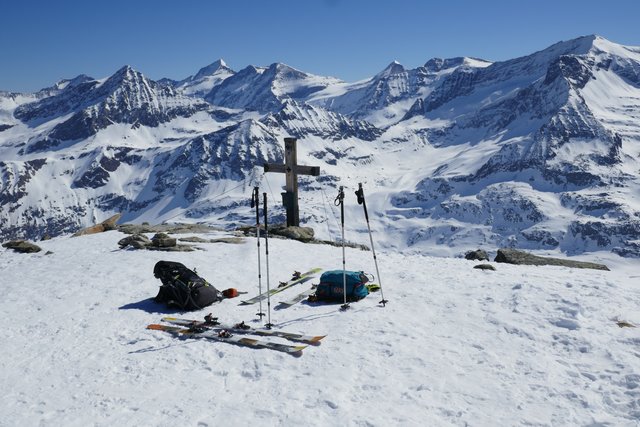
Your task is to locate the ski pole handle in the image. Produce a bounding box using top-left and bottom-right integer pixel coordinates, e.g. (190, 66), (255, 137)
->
(336, 186), (345, 227)
(334, 186), (344, 206)
(356, 183), (369, 222)
(355, 183), (364, 205)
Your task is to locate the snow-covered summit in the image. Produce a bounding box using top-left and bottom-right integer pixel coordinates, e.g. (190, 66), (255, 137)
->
(375, 60), (406, 79)
(178, 59), (235, 97)
(193, 59), (231, 80)
(205, 62), (342, 113)
(12, 64), (209, 151)
(45, 74), (95, 95)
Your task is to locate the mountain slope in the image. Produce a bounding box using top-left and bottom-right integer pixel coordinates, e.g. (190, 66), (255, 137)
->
(14, 66), (209, 154)
(261, 100), (383, 142)
(386, 35), (640, 255)
(310, 57), (491, 127)
(1, 35), (640, 258)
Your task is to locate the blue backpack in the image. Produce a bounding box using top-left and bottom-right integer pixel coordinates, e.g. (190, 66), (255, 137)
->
(314, 270), (370, 302)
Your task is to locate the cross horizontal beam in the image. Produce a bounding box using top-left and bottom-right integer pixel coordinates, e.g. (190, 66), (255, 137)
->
(263, 163), (320, 176)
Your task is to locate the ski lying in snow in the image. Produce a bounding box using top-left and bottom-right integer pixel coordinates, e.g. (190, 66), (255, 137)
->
(147, 324), (307, 354)
(240, 268), (322, 305)
(278, 285), (318, 307)
(278, 283), (381, 308)
(161, 316), (326, 344)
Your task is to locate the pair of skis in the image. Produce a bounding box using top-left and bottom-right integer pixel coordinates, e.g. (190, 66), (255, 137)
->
(147, 315), (326, 355)
(240, 267), (322, 305)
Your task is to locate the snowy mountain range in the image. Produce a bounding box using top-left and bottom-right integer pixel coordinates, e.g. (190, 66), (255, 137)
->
(1, 34), (640, 257)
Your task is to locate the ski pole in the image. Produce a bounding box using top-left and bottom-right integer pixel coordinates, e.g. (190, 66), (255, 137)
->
(263, 192), (273, 328)
(355, 183), (387, 306)
(334, 186), (349, 310)
(251, 187), (265, 319)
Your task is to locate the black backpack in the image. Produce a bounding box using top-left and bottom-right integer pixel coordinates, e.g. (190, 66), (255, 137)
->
(153, 261), (223, 310)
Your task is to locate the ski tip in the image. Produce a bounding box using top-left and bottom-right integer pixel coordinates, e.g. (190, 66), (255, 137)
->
(310, 335), (327, 343)
(161, 317), (178, 321)
(305, 336), (326, 346)
(289, 345), (308, 355)
(146, 324), (165, 330)
(147, 324), (185, 333)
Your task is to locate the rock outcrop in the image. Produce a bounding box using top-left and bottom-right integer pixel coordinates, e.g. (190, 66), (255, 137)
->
(494, 248), (609, 270)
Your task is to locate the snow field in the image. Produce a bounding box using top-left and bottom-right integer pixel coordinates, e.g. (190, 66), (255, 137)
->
(0, 230), (639, 426)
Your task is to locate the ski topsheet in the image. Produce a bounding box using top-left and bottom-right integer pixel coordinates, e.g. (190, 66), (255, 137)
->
(147, 324), (307, 354)
(240, 268), (322, 305)
(278, 286), (317, 307)
(161, 316), (326, 344)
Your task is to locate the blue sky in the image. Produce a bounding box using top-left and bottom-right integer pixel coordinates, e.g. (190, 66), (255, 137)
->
(2, 0), (639, 92)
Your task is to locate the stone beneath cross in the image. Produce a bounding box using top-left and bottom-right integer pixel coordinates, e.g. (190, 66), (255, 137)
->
(264, 137), (320, 227)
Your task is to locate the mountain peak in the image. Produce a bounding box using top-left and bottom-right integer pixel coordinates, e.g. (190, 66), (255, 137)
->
(267, 62), (303, 73)
(555, 35), (598, 55)
(376, 61), (405, 78)
(590, 34), (640, 57)
(263, 62), (309, 82)
(108, 65), (143, 83)
(101, 65), (148, 90)
(115, 65), (135, 75)
(192, 59), (233, 81)
(49, 74), (94, 92)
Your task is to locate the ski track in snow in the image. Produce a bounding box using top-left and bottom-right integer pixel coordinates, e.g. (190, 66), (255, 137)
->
(1, 231), (639, 426)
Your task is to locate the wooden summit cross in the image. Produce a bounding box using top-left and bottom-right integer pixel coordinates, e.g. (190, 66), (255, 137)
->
(264, 137), (320, 227)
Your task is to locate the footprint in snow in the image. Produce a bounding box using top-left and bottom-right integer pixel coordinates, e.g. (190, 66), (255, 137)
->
(551, 318), (580, 330)
(325, 400), (338, 409)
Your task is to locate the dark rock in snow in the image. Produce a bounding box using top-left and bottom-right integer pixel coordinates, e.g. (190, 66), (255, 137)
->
(494, 249), (609, 270)
(465, 249), (489, 261)
(2, 240), (42, 253)
(151, 233), (177, 248)
(474, 264), (496, 271)
(270, 225), (315, 242)
(118, 234), (152, 249)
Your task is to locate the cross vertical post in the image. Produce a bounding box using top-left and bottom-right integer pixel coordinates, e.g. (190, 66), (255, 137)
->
(263, 137), (320, 227)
